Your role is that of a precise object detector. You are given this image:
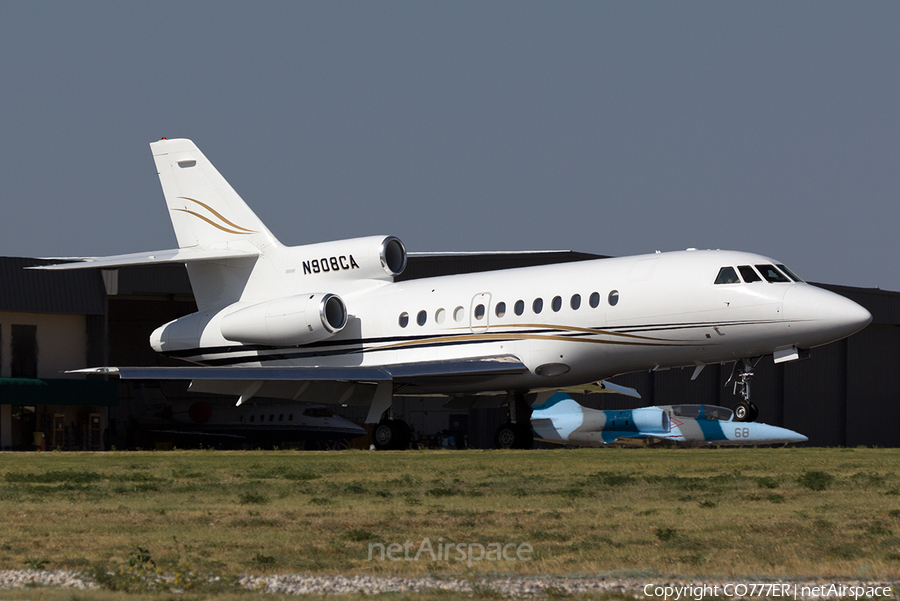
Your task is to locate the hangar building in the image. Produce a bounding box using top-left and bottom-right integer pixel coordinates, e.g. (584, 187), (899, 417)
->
(1, 253), (897, 449)
(0, 258), (116, 450)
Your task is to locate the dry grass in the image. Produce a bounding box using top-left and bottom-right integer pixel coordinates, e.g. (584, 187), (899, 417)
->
(1, 447), (899, 581)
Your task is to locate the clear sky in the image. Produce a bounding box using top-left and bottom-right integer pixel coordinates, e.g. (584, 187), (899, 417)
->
(1, 2), (897, 290)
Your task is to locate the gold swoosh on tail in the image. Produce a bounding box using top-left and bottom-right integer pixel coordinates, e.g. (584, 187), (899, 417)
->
(175, 196), (257, 234)
(172, 209), (253, 235)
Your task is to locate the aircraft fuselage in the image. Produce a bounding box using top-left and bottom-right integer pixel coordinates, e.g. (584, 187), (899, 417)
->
(152, 248), (870, 396)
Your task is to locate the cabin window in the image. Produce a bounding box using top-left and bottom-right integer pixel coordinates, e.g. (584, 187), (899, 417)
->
(239, 415), (244, 423)
(589, 292), (600, 308)
(738, 265), (763, 283)
(756, 264), (791, 283)
(608, 290), (619, 306)
(533, 298), (543, 314)
(399, 312), (409, 328)
(495, 302), (506, 318)
(269, 414), (274, 422)
(514, 300), (525, 316)
(435, 308), (446, 324)
(289, 414), (294, 421)
(279, 414), (284, 421)
(250, 415), (255, 423)
(474, 304), (485, 320)
(714, 266), (740, 284)
(453, 306), (465, 322)
(551, 296), (562, 312)
(777, 264), (804, 282)
(570, 294), (581, 310)
(417, 310), (427, 326)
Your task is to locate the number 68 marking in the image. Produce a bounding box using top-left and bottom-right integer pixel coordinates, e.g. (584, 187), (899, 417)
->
(734, 427), (750, 438)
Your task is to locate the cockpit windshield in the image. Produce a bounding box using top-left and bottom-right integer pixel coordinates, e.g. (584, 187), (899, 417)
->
(738, 265), (762, 283)
(715, 263), (803, 285)
(714, 266), (740, 284)
(756, 264), (791, 283)
(777, 264), (804, 282)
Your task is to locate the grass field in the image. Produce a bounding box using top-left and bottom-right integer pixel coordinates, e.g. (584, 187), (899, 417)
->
(1, 447), (899, 591)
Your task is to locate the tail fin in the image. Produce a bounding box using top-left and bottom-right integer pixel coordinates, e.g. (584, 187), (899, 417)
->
(35, 139), (288, 311)
(151, 138), (286, 309)
(150, 138), (281, 250)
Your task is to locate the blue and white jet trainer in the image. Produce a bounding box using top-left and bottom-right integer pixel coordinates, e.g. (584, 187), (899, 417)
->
(36, 138), (872, 449)
(531, 393), (807, 447)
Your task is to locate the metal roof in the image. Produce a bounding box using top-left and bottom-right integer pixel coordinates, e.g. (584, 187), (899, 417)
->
(0, 257), (107, 315)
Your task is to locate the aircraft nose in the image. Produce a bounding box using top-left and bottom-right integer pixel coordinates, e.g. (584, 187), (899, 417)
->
(783, 285), (872, 347)
(771, 427), (808, 445)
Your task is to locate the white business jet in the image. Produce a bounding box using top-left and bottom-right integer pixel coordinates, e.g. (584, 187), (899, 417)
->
(37, 138), (872, 449)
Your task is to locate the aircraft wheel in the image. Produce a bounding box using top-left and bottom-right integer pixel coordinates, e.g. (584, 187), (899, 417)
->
(495, 422), (517, 449)
(747, 402), (759, 422)
(734, 401), (751, 422)
(373, 419), (411, 450)
(494, 422), (534, 449)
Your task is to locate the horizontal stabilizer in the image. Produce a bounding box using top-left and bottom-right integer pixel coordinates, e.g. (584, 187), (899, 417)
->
(29, 247), (259, 270)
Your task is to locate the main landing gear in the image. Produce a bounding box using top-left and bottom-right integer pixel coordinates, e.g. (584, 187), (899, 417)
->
(372, 416), (411, 450)
(727, 358), (759, 422)
(494, 391), (534, 449)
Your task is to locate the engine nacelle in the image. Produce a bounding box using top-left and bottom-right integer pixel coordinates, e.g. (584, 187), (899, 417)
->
(289, 235), (407, 282)
(220, 293), (347, 346)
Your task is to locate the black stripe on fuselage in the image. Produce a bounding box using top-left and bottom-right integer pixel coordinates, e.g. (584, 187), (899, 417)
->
(162, 319), (779, 366)
(160, 327), (569, 359)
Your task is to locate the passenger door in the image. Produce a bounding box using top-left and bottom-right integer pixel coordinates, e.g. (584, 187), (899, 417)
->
(470, 293), (491, 333)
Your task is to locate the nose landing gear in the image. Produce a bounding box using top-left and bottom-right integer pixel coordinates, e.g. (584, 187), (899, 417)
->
(728, 358), (760, 422)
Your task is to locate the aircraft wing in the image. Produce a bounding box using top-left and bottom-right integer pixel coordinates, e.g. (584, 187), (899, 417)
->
(74, 365), (393, 381)
(71, 356), (528, 423)
(27, 247), (259, 270)
(70, 355), (527, 383)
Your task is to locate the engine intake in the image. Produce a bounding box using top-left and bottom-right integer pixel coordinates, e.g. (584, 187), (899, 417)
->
(220, 293), (347, 346)
(381, 236), (407, 277)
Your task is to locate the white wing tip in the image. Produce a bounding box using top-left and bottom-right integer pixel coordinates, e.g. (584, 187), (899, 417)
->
(66, 367), (120, 375)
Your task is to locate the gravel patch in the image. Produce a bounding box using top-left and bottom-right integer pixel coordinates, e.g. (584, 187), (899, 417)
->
(0, 569), (98, 590)
(0, 570), (896, 598)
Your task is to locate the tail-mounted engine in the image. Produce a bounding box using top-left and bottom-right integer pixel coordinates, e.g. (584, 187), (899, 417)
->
(150, 235), (406, 352)
(290, 235), (407, 282)
(220, 292), (348, 346)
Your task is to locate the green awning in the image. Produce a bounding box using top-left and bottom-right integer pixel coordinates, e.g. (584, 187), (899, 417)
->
(0, 378), (118, 407)
(0, 378), (48, 386)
